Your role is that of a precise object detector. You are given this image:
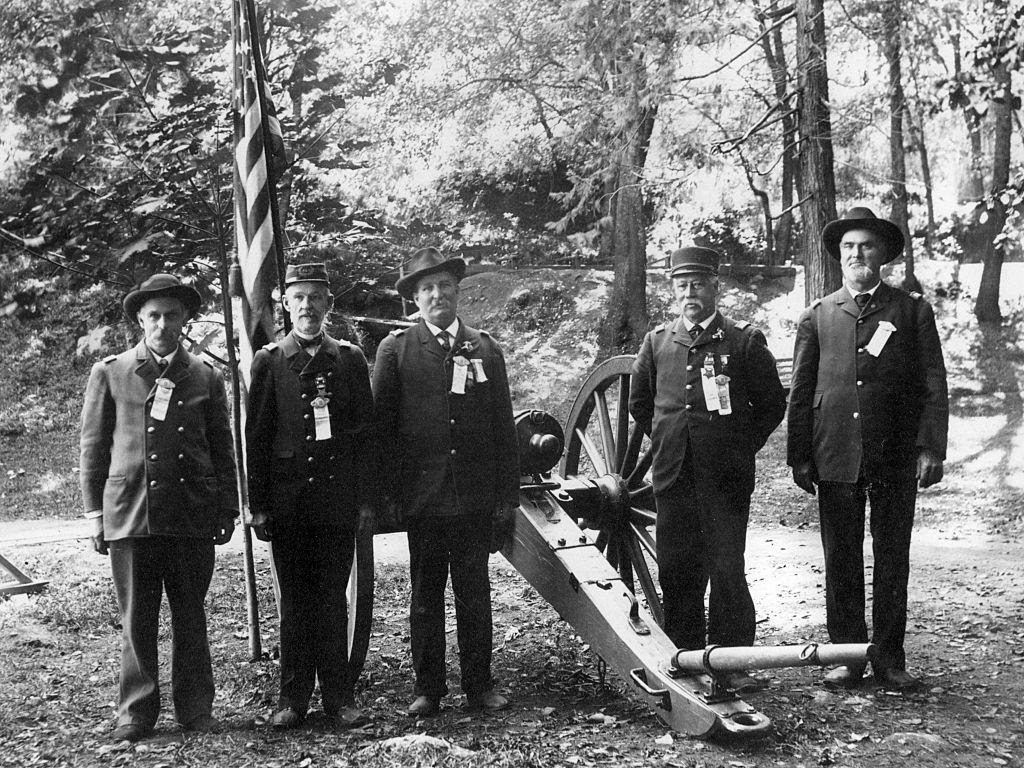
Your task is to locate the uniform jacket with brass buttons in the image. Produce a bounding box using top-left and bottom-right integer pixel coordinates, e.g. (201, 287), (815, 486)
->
(79, 342), (238, 540)
(630, 314), (787, 496)
(371, 319), (519, 518)
(246, 333), (374, 527)
(787, 283), (948, 483)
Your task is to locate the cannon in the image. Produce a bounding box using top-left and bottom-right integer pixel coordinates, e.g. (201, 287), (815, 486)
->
(340, 355), (873, 740)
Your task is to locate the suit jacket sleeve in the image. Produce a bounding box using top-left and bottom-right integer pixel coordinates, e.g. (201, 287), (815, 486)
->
(914, 299), (948, 459)
(744, 327), (788, 452)
(370, 334), (402, 502)
(628, 331), (655, 433)
(786, 307), (819, 468)
(245, 349), (276, 517)
(205, 364), (239, 516)
(488, 340), (520, 508)
(79, 361), (115, 512)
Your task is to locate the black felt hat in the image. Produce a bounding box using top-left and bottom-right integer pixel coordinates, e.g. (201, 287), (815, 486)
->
(123, 274), (202, 320)
(395, 247), (467, 300)
(822, 207), (905, 263)
(669, 246), (721, 277)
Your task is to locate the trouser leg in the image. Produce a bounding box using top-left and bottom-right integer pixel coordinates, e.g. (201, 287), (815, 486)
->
(447, 517), (493, 696)
(700, 487), (755, 648)
(314, 527), (355, 711)
(655, 470), (708, 650)
(163, 538), (215, 725)
(272, 529), (315, 713)
(817, 481), (869, 645)
(868, 475), (917, 670)
(110, 539), (163, 728)
(408, 518), (451, 698)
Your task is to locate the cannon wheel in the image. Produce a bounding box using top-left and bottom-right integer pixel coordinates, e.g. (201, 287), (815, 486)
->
(559, 354), (663, 627)
(346, 529), (375, 678)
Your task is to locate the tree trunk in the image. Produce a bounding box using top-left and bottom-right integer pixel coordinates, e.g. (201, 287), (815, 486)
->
(880, 0), (919, 292)
(952, 33), (986, 202)
(795, 0), (840, 303)
(905, 102), (935, 256)
(974, 54), (1011, 324)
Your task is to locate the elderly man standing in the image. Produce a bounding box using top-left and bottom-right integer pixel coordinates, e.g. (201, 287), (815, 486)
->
(246, 262), (375, 729)
(629, 247), (786, 692)
(80, 274), (237, 742)
(372, 247), (519, 717)
(787, 208), (948, 691)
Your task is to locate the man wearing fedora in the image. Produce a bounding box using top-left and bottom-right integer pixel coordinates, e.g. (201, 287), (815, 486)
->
(246, 262), (375, 729)
(787, 207), (948, 691)
(372, 247), (519, 717)
(629, 247), (786, 692)
(80, 274), (238, 742)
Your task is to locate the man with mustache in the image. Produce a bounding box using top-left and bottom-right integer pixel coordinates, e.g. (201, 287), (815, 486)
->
(372, 247), (519, 717)
(80, 274), (237, 742)
(787, 208), (948, 691)
(246, 262), (375, 728)
(629, 247), (787, 692)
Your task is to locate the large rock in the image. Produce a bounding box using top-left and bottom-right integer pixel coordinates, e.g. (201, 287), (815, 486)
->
(76, 326), (115, 359)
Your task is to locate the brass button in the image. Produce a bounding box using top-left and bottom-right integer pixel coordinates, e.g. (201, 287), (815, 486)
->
(686, 365), (694, 371)
(308, 477), (315, 484)
(857, 348), (865, 354)
(177, 400), (183, 407)
(304, 414), (310, 420)
(450, 449), (457, 455)
(853, 412), (860, 419)
(178, 454), (184, 460)
(685, 404), (692, 410)
(685, 384), (693, 391)
(150, 454), (158, 461)
(147, 426), (155, 433)
(149, 480), (157, 487)
(308, 457), (314, 463)
(302, 393), (308, 399)
(179, 478), (185, 483)
(306, 436), (313, 442)
(450, 419), (455, 425)
(177, 427), (184, 433)
(856, 380), (863, 386)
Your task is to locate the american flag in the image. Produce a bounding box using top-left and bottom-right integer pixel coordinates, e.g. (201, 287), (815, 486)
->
(232, 0), (285, 384)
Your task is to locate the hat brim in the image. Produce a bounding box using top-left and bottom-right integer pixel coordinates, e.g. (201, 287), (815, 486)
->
(123, 285), (203, 321)
(822, 218), (904, 264)
(395, 258), (466, 300)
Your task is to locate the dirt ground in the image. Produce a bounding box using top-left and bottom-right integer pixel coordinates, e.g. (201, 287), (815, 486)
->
(1, 264), (1023, 767)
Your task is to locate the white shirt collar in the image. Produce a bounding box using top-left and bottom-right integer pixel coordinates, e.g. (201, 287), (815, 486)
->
(845, 282), (881, 301)
(424, 317), (460, 343)
(681, 310), (718, 332)
(147, 345), (180, 367)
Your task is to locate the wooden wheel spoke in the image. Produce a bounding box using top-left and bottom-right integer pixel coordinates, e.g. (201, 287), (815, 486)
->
(626, 447), (653, 488)
(575, 427), (608, 475)
(619, 420), (644, 478)
(625, 525), (664, 627)
(593, 389), (616, 475)
(628, 482), (655, 512)
(615, 373), (631, 471)
(628, 504), (657, 529)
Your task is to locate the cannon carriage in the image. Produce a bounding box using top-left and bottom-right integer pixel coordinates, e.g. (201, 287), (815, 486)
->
(341, 355), (872, 740)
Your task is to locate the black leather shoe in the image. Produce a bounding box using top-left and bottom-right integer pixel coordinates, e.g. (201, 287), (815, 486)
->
(111, 723), (152, 743)
(182, 714), (221, 733)
(823, 665), (866, 689)
(407, 695), (440, 717)
(466, 689), (509, 711)
(326, 705), (369, 728)
(270, 707), (305, 729)
(725, 672), (768, 693)
(875, 668), (920, 691)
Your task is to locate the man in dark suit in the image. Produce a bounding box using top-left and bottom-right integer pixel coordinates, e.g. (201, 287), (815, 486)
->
(80, 274), (237, 742)
(372, 247), (519, 717)
(787, 207), (948, 691)
(629, 247), (786, 692)
(246, 262), (375, 729)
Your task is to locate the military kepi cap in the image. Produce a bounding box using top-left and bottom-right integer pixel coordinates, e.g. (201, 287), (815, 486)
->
(395, 247), (467, 300)
(822, 206), (904, 263)
(285, 262), (330, 285)
(669, 246), (720, 277)
(123, 273), (202, 320)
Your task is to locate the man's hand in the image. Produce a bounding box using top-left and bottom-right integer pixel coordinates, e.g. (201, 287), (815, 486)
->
(250, 510), (273, 542)
(357, 503), (375, 536)
(213, 515), (235, 546)
(489, 501), (517, 554)
(917, 449), (944, 488)
(792, 462), (817, 496)
(89, 513), (109, 555)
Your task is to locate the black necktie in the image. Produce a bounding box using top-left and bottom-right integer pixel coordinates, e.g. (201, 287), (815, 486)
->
(157, 359), (169, 371)
(437, 332), (451, 352)
(855, 293), (870, 310)
(689, 325), (701, 340)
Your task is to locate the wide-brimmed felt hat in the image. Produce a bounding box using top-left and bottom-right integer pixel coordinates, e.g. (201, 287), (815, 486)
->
(285, 262), (330, 286)
(822, 206), (904, 263)
(395, 247), (467, 300)
(123, 273), (202, 320)
(669, 246), (720, 277)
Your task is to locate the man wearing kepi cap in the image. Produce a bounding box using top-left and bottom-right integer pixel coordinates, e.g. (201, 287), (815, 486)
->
(80, 274), (238, 742)
(629, 247), (786, 693)
(372, 246), (519, 717)
(246, 262), (375, 729)
(787, 207), (948, 691)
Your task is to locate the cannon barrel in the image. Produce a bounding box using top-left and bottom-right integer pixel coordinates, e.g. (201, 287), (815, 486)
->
(672, 643), (877, 676)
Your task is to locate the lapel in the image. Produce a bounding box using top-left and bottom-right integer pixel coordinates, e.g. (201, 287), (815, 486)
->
(415, 320), (449, 361)
(164, 347), (192, 386)
(280, 333), (313, 374)
(858, 282), (893, 321)
(669, 316), (693, 349)
(133, 342), (160, 389)
(833, 288), (860, 320)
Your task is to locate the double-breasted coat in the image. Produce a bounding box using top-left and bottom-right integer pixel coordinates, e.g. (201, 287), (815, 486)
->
(80, 341), (238, 537)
